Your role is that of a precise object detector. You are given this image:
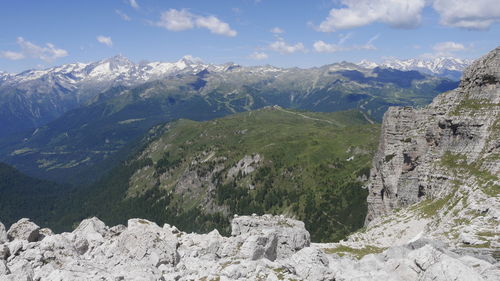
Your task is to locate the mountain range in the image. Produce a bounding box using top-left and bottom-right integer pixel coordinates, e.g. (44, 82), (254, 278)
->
(358, 56), (472, 80)
(0, 56), (458, 183)
(0, 55), (462, 138)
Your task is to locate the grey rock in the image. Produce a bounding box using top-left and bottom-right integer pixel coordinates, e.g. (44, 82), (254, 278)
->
(0, 260), (9, 275)
(38, 228), (53, 241)
(366, 47), (500, 224)
(0, 245), (9, 260)
(231, 214), (310, 260)
(0, 223), (6, 244)
(6, 219), (40, 242)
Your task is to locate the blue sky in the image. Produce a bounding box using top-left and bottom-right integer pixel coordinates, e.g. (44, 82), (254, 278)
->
(1, 0), (499, 72)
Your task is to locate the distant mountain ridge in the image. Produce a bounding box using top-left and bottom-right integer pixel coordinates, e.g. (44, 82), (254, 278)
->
(358, 56), (472, 80)
(0, 55), (460, 138)
(0, 55), (241, 137)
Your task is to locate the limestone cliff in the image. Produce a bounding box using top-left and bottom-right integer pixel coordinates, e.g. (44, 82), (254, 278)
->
(362, 47), (499, 250)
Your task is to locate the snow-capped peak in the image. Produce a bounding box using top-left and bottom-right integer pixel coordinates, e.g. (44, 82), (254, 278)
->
(357, 56), (473, 80)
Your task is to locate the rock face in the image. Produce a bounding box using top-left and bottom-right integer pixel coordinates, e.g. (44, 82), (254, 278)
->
(366, 47), (500, 220)
(0, 215), (498, 281)
(364, 47), (500, 249)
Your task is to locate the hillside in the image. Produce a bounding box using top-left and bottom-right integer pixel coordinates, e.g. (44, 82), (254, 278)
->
(0, 163), (68, 227)
(52, 108), (379, 242)
(0, 63), (455, 184)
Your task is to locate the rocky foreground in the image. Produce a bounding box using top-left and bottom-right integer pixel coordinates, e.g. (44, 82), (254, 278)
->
(0, 215), (498, 281)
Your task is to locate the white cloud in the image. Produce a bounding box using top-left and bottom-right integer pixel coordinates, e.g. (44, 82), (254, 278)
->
(318, 0), (426, 31)
(431, 41), (468, 56)
(313, 40), (376, 53)
(97, 36), (113, 47)
(196, 16), (237, 37)
(433, 0), (500, 29)
(115, 9), (131, 21)
(270, 27), (284, 34)
(156, 9), (194, 31)
(249, 52), (268, 60)
(156, 9), (237, 36)
(317, 0), (500, 31)
(0, 51), (25, 60)
(1, 37), (68, 62)
(433, 41), (466, 53)
(269, 39), (306, 54)
(129, 0), (139, 9)
(313, 34), (379, 53)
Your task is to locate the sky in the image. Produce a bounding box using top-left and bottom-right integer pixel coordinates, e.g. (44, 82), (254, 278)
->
(0, 0), (499, 73)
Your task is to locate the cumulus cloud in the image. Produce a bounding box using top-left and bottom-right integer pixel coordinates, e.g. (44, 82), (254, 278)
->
(249, 52), (268, 60)
(196, 16), (237, 36)
(433, 41), (466, 53)
(269, 39), (306, 54)
(317, 0), (500, 31)
(431, 41), (468, 56)
(129, 0), (139, 9)
(115, 9), (131, 21)
(156, 9), (194, 31)
(1, 37), (68, 62)
(318, 0), (425, 32)
(270, 27), (284, 34)
(313, 34), (379, 53)
(156, 9), (237, 36)
(0, 50), (25, 60)
(433, 0), (500, 29)
(97, 36), (113, 47)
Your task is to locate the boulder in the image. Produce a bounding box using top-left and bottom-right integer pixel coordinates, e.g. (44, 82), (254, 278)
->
(284, 247), (335, 281)
(111, 219), (179, 267)
(231, 215), (310, 260)
(0, 222), (7, 244)
(72, 217), (108, 252)
(420, 254), (485, 281)
(6, 218), (40, 242)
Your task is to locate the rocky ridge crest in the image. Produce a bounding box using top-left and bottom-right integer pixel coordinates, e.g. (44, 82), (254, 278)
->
(1, 215), (498, 281)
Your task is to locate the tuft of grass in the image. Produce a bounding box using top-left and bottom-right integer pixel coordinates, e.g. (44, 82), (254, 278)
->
(324, 245), (386, 259)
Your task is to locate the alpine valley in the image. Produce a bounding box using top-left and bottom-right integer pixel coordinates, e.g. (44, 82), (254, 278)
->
(0, 56), (458, 183)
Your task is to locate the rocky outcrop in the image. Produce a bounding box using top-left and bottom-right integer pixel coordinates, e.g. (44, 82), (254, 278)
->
(364, 47), (500, 249)
(0, 215), (498, 280)
(231, 214), (310, 260)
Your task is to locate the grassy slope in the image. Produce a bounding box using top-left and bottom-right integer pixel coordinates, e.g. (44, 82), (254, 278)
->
(57, 108), (380, 242)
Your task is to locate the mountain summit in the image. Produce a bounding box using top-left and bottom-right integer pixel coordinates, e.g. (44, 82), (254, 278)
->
(358, 56), (472, 80)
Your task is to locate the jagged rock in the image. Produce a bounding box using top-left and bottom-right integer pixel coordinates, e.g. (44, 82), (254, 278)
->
(6, 219), (40, 242)
(366, 47), (500, 222)
(420, 254), (485, 281)
(0, 245), (9, 260)
(284, 247), (335, 281)
(38, 228), (53, 240)
(0, 223), (7, 244)
(231, 214), (310, 260)
(0, 260), (9, 275)
(0, 216), (497, 280)
(110, 218), (179, 267)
